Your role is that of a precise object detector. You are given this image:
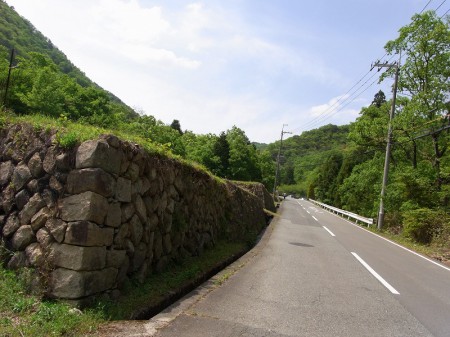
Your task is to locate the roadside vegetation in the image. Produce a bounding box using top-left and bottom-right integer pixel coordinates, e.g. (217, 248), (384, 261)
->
(0, 264), (103, 337)
(274, 11), (450, 262)
(0, 241), (246, 336)
(0, 2), (449, 336)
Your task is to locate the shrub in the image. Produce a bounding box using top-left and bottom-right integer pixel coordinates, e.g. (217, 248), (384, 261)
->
(402, 208), (450, 244)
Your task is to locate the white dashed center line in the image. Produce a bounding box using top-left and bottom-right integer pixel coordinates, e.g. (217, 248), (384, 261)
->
(322, 226), (335, 237)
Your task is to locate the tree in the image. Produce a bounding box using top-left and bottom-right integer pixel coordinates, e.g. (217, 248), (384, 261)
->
(226, 126), (262, 181)
(348, 100), (390, 153)
(181, 131), (217, 170)
(314, 152), (343, 204)
(212, 132), (230, 177)
(170, 119), (183, 135)
(384, 11), (450, 188)
(371, 90), (386, 108)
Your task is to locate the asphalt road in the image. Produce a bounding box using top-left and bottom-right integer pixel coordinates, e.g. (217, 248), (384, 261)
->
(150, 198), (450, 337)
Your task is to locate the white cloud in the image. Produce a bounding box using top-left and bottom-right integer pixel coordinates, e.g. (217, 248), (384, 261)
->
(4, 0), (371, 143)
(310, 95), (350, 117)
(91, 0), (170, 44)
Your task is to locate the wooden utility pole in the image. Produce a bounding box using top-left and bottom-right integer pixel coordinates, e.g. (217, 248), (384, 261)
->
(371, 60), (400, 230)
(273, 124), (292, 197)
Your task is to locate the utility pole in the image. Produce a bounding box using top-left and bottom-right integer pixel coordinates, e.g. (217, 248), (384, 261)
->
(273, 124), (292, 197)
(3, 48), (15, 108)
(371, 60), (400, 230)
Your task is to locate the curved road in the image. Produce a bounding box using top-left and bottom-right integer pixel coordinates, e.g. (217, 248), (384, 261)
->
(149, 197), (450, 337)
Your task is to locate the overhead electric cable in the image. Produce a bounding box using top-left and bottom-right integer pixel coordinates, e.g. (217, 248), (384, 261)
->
(420, 0), (434, 13)
(290, 2), (447, 136)
(435, 0), (447, 11)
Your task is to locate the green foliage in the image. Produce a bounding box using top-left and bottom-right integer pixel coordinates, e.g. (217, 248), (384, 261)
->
(402, 208), (450, 245)
(56, 131), (79, 149)
(314, 152), (343, 205)
(101, 240), (246, 320)
(384, 10), (450, 187)
(170, 119), (183, 134)
(372, 90), (386, 107)
(0, 265), (103, 337)
(338, 156), (383, 217)
(213, 131), (230, 177)
(227, 126), (262, 181)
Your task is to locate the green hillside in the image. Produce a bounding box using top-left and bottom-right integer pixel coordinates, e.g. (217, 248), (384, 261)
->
(0, 0), (127, 102)
(1, 1), (448, 256)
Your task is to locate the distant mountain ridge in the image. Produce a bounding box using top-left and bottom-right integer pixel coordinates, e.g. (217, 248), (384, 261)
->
(0, 0), (133, 109)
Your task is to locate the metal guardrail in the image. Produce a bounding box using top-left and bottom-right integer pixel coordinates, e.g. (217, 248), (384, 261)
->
(309, 199), (374, 227)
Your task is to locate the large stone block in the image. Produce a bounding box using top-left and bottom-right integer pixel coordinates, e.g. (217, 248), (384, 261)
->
(76, 140), (121, 175)
(28, 152), (44, 178)
(84, 267), (118, 297)
(43, 146), (58, 174)
(134, 195), (147, 223)
(15, 189), (30, 211)
(66, 168), (116, 197)
(11, 225), (36, 250)
(121, 202), (135, 223)
(3, 213), (20, 238)
(0, 161), (14, 186)
(49, 243), (106, 271)
(50, 268), (85, 299)
(36, 227), (55, 248)
(106, 249), (127, 269)
(25, 243), (44, 266)
(131, 242), (147, 272)
(116, 177), (131, 202)
(7, 251), (28, 269)
(12, 164), (32, 191)
(65, 221), (114, 247)
(19, 193), (46, 225)
(30, 207), (52, 232)
(129, 215), (143, 246)
(125, 162), (140, 182)
(105, 202), (121, 228)
(45, 218), (67, 243)
(49, 267), (118, 299)
(59, 191), (108, 225)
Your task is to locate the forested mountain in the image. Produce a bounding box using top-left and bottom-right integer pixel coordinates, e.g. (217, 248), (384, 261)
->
(0, 1), (448, 252)
(0, 0), (128, 104)
(264, 124), (350, 192)
(274, 11), (449, 253)
(0, 1), (274, 188)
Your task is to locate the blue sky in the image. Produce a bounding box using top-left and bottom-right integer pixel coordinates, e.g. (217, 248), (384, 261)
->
(5, 0), (447, 143)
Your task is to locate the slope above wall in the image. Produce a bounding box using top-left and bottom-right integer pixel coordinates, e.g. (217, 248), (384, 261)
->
(0, 122), (270, 305)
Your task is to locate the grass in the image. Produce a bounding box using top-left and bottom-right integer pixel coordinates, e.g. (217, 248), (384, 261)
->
(352, 221), (450, 265)
(377, 229), (449, 265)
(100, 240), (246, 320)
(0, 266), (104, 337)
(0, 111), (222, 181)
(0, 240), (247, 336)
(3, 112), (167, 155)
(0, 112), (260, 334)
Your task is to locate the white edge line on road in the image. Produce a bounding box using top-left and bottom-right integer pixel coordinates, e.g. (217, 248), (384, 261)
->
(322, 226), (336, 237)
(312, 216), (318, 221)
(310, 201), (450, 272)
(349, 220), (450, 272)
(351, 252), (400, 295)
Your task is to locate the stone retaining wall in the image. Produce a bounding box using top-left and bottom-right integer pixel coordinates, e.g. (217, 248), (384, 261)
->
(0, 123), (268, 304)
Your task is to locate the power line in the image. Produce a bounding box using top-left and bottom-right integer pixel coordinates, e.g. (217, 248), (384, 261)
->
(290, 3), (447, 136)
(435, 0), (447, 11)
(420, 0), (434, 13)
(439, 7), (450, 17)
